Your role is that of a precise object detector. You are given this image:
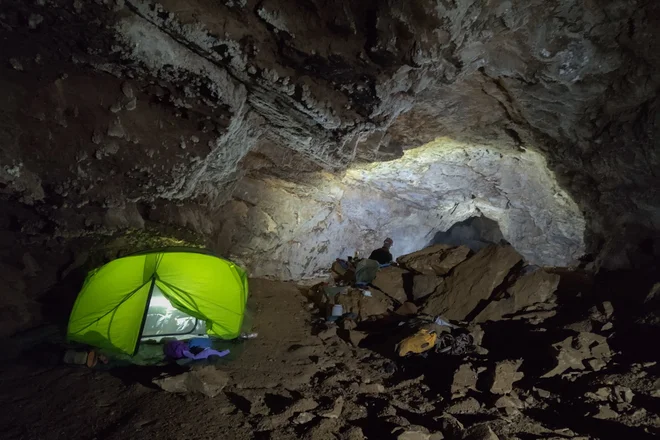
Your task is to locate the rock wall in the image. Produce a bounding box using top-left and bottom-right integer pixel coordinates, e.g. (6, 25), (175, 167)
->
(218, 139), (585, 279)
(0, 0), (658, 282)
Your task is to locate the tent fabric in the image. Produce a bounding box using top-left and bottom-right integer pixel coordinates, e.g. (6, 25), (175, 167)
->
(67, 250), (248, 355)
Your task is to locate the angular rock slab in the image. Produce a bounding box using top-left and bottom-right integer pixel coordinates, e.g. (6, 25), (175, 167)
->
(542, 332), (612, 378)
(372, 266), (409, 303)
(412, 275), (445, 301)
(336, 288), (391, 320)
(451, 363), (478, 397)
(474, 269), (560, 322)
(489, 359), (524, 395)
(397, 244), (470, 275)
(463, 425), (499, 440)
(423, 245), (522, 321)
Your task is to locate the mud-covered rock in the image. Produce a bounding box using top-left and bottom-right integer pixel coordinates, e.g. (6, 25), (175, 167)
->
(397, 245), (470, 276)
(424, 246), (522, 320)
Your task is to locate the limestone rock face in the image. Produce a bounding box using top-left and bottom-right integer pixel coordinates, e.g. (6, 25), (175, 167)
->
(423, 246), (522, 320)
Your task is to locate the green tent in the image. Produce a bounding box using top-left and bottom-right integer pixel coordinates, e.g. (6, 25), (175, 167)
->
(67, 248), (248, 355)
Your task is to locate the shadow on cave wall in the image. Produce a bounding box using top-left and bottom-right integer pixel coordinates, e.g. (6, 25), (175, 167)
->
(429, 216), (508, 252)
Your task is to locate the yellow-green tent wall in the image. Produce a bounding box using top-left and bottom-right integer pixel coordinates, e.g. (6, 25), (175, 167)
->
(67, 249), (248, 355)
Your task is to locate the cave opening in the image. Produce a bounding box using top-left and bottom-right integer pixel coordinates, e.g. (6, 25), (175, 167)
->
(429, 215), (508, 253)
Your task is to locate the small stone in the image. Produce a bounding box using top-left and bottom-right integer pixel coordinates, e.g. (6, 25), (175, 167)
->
(588, 358), (607, 372)
(9, 58), (23, 71)
(190, 135), (200, 143)
(446, 397), (481, 415)
(346, 330), (368, 347)
(293, 412), (314, 425)
(28, 14), (44, 29)
(601, 322), (613, 331)
(534, 387), (551, 399)
(125, 97), (137, 111)
(463, 424), (499, 440)
(152, 366), (229, 397)
(358, 383), (385, 394)
(110, 101), (123, 113)
(343, 427), (366, 440)
(121, 82), (134, 98)
(320, 396), (344, 419)
(107, 118), (126, 138)
(494, 395), (524, 409)
(435, 414), (464, 438)
(613, 386), (634, 404)
(395, 428), (442, 440)
(318, 326), (337, 341)
(73, 0), (83, 12)
(290, 397), (319, 413)
(451, 363), (478, 397)
(593, 405), (619, 420)
(489, 359), (524, 395)
(92, 130), (103, 144)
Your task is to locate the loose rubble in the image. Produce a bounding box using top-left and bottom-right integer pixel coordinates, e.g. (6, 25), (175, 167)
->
(27, 243), (658, 440)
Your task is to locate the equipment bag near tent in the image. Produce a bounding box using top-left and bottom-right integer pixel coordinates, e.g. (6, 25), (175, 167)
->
(67, 248), (248, 356)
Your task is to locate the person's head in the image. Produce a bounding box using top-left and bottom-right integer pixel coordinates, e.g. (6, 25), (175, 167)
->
(383, 238), (393, 250)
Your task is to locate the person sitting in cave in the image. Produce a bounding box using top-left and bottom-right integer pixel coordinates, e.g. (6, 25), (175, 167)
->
(369, 237), (395, 265)
(355, 238), (395, 286)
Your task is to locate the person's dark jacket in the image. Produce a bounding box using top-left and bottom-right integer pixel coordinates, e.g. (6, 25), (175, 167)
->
(369, 248), (393, 265)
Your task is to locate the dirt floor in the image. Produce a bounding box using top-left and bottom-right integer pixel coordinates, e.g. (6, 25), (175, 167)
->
(1, 277), (659, 440)
(0, 279), (316, 440)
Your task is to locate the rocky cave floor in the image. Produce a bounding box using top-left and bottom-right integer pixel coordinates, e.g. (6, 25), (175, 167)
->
(1, 248), (660, 440)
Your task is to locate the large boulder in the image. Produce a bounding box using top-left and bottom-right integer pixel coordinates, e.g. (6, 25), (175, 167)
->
(474, 269), (560, 322)
(423, 246), (522, 321)
(412, 275), (445, 301)
(336, 288), (391, 320)
(397, 245), (470, 276)
(372, 266), (409, 303)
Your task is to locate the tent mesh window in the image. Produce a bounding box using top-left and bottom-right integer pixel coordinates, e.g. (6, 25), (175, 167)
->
(142, 284), (207, 338)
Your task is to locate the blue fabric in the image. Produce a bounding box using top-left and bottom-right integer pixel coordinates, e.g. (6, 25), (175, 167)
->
(379, 263), (391, 268)
(188, 337), (212, 349)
